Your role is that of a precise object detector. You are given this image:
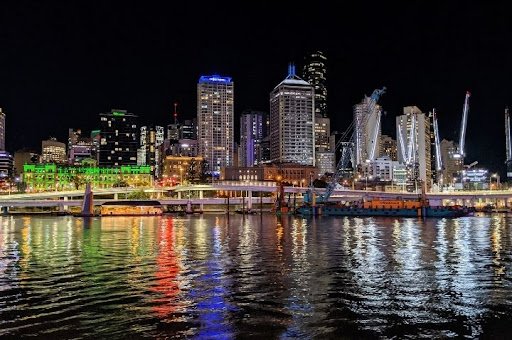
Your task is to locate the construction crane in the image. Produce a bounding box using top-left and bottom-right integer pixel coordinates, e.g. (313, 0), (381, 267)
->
(453, 91), (471, 161)
(305, 87), (386, 204)
(430, 108), (443, 186)
(505, 107), (512, 178)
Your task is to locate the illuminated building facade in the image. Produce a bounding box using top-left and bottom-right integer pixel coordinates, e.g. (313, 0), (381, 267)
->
(41, 138), (67, 164)
(379, 134), (398, 161)
(222, 163), (319, 185)
(396, 106), (432, 190)
(0, 151), (13, 180)
(197, 75), (234, 173)
(68, 128), (96, 165)
(302, 50), (328, 117)
(139, 125), (164, 177)
(270, 64), (315, 166)
(440, 139), (463, 185)
(99, 109), (138, 167)
(239, 110), (268, 167)
(161, 155), (204, 185)
(22, 164), (151, 191)
(316, 151), (335, 175)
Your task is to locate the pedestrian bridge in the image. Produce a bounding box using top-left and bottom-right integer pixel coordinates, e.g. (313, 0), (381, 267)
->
(0, 181), (511, 208)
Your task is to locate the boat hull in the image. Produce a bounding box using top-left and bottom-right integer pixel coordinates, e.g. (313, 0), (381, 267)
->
(296, 205), (470, 218)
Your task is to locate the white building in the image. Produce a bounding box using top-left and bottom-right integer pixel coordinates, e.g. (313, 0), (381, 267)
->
(396, 106), (432, 189)
(197, 75), (234, 173)
(269, 64), (315, 166)
(316, 151), (335, 175)
(354, 97), (382, 167)
(139, 126), (164, 177)
(361, 156), (398, 182)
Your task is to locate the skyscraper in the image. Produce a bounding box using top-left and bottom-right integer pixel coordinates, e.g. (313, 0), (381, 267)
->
(99, 109), (138, 167)
(197, 75), (234, 173)
(239, 110), (268, 167)
(139, 125), (164, 177)
(270, 64), (315, 166)
(303, 51), (328, 117)
(396, 106), (432, 189)
(68, 128), (96, 165)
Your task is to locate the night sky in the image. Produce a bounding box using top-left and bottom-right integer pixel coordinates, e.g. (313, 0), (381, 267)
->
(1, 2), (510, 173)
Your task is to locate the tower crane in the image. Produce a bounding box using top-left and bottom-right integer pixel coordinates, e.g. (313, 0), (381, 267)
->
(505, 107), (512, 178)
(430, 108), (443, 186)
(305, 87), (386, 204)
(454, 91), (471, 161)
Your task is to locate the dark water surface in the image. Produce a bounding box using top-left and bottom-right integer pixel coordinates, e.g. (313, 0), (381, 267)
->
(1, 214), (512, 338)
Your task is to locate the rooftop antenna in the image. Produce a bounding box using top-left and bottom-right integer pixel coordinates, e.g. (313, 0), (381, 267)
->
(173, 102), (178, 125)
(287, 62), (296, 78)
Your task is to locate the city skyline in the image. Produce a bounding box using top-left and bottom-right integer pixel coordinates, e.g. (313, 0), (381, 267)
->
(0, 2), (511, 172)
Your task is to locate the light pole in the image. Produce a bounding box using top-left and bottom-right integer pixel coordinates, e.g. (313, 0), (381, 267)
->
(179, 167), (183, 185)
(490, 173), (499, 190)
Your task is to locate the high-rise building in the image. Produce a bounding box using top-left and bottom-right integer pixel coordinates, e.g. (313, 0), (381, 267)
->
(239, 110), (268, 167)
(440, 138), (463, 186)
(68, 129), (96, 165)
(197, 75), (234, 173)
(354, 97), (382, 167)
(303, 51), (328, 117)
(41, 138), (67, 164)
(99, 109), (138, 167)
(90, 130), (101, 163)
(380, 134), (398, 161)
(0, 151), (13, 180)
(0, 108), (5, 151)
(314, 114), (334, 174)
(314, 115), (330, 151)
(181, 119), (197, 140)
(270, 64), (315, 166)
(396, 106), (432, 190)
(139, 125), (164, 177)
(260, 135), (271, 164)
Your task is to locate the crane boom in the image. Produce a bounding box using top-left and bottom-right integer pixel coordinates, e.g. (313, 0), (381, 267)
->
(457, 91), (471, 158)
(506, 107), (512, 162)
(311, 87), (386, 204)
(432, 109), (442, 171)
(506, 107), (512, 179)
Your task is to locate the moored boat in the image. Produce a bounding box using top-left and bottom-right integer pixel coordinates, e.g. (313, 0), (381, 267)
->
(296, 198), (471, 218)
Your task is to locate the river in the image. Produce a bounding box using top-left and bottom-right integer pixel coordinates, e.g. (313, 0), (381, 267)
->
(0, 214), (511, 338)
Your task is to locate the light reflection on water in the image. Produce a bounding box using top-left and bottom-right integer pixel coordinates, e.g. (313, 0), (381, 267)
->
(0, 214), (512, 338)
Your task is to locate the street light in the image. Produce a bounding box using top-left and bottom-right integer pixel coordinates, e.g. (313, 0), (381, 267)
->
(179, 167), (183, 185)
(365, 175), (373, 190)
(490, 173), (500, 190)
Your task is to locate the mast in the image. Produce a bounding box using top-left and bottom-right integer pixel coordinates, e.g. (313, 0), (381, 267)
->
(456, 91), (471, 161)
(173, 102), (178, 125)
(506, 107), (512, 178)
(431, 109), (443, 186)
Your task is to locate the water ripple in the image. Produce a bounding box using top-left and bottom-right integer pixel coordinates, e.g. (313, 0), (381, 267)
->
(1, 214), (512, 338)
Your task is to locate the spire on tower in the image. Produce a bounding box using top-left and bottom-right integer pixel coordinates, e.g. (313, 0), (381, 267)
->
(287, 63), (296, 78)
(173, 102), (178, 125)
